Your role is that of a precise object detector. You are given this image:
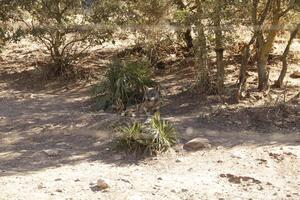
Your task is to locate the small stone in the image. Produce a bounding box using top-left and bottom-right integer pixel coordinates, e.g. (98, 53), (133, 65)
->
(37, 184), (44, 189)
(56, 142), (68, 146)
(157, 177), (162, 180)
(171, 189), (176, 193)
(64, 132), (72, 136)
(42, 149), (60, 157)
(181, 189), (188, 192)
(290, 71), (300, 78)
(56, 189), (63, 193)
(230, 154), (242, 159)
(55, 178), (62, 181)
(97, 179), (109, 190)
(183, 138), (211, 151)
(216, 146), (223, 150)
(74, 179), (80, 182)
(175, 159), (182, 163)
(113, 154), (122, 160)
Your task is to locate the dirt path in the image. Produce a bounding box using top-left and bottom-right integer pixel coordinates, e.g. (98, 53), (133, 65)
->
(0, 40), (300, 200)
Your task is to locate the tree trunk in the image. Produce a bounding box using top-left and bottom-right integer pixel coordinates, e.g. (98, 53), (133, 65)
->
(236, 36), (256, 101)
(274, 23), (300, 88)
(214, 0), (225, 94)
(256, 15), (281, 91)
(257, 55), (269, 90)
(174, 0), (193, 51)
(184, 28), (193, 50)
(195, 0), (210, 91)
(251, 0), (283, 91)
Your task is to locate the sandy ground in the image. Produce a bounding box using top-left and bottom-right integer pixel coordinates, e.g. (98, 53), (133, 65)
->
(0, 38), (300, 200)
(1, 144), (300, 200)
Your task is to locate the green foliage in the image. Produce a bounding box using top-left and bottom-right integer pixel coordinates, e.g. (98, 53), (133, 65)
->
(18, 0), (114, 77)
(149, 112), (178, 152)
(92, 58), (155, 110)
(116, 113), (177, 155)
(116, 122), (151, 154)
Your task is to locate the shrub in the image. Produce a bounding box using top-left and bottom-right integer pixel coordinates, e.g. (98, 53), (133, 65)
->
(92, 58), (156, 110)
(115, 113), (177, 155)
(19, 0), (114, 78)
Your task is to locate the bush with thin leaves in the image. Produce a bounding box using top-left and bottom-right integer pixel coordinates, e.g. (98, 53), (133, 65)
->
(116, 113), (177, 155)
(92, 58), (156, 110)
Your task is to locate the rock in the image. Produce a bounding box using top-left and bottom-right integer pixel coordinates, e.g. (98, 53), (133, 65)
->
(181, 188), (188, 192)
(113, 154), (122, 160)
(175, 158), (182, 163)
(96, 179), (109, 190)
(216, 146), (223, 150)
(56, 142), (68, 146)
(56, 189), (63, 193)
(183, 138), (211, 151)
(42, 149), (60, 157)
(230, 153), (242, 159)
(37, 184), (44, 189)
(290, 71), (300, 78)
(63, 132), (72, 136)
(55, 178), (62, 181)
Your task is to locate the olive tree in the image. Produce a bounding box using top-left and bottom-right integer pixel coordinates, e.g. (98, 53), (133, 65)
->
(18, 0), (114, 77)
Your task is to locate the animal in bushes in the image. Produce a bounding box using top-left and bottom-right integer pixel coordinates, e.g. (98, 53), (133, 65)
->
(141, 86), (161, 116)
(121, 86), (162, 117)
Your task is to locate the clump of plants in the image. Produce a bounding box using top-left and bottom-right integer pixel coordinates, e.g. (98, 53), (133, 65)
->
(92, 58), (156, 111)
(115, 113), (177, 155)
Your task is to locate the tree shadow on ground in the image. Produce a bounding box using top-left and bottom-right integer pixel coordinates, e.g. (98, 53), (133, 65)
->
(1, 45), (299, 178)
(161, 89), (300, 145)
(1, 87), (300, 178)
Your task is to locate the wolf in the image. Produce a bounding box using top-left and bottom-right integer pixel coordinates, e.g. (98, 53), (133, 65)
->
(140, 86), (161, 116)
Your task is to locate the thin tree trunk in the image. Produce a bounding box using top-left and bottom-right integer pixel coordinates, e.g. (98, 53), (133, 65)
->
(236, 36), (256, 101)
(184, 28), (193, 50)
(214, 0), (225, 94)
(274, 23), (300, 88)
(195, 0), (210, 91)
(174, 0), (193, 50)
